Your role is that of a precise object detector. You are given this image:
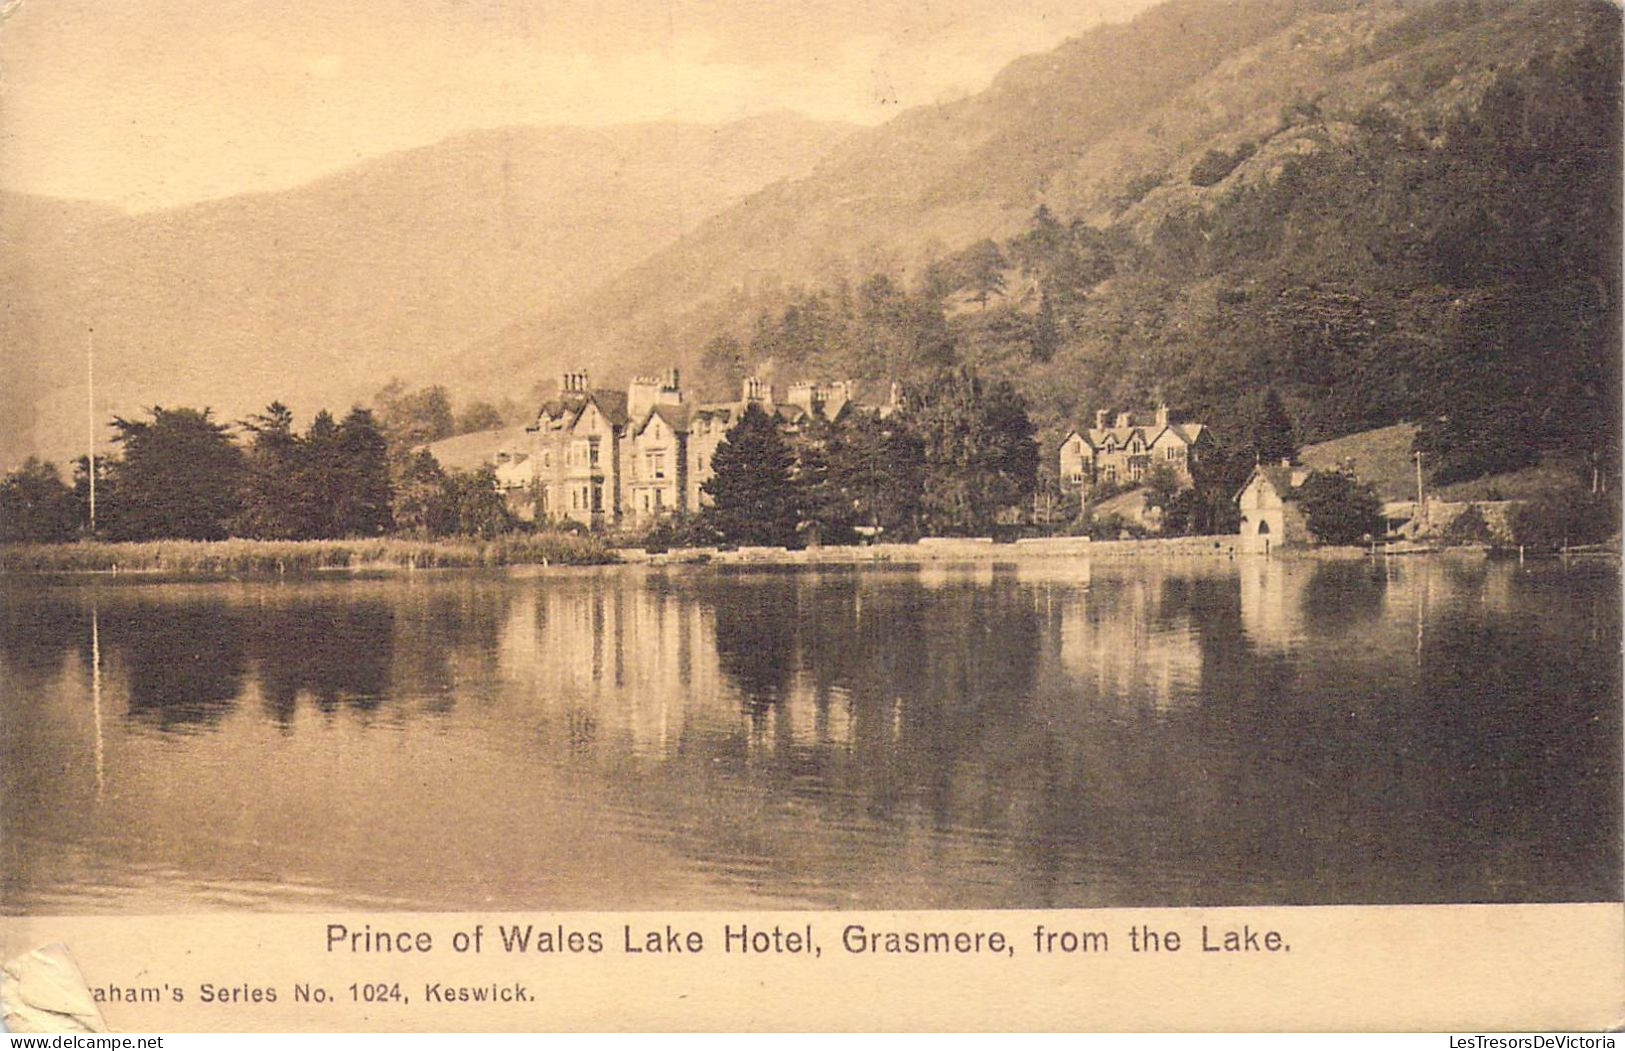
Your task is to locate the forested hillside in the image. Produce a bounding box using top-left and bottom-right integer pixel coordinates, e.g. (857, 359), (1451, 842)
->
(477, 0), (1620, 490)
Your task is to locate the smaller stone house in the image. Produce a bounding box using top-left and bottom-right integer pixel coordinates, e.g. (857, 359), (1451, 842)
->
(1235, 463), (1310, 555)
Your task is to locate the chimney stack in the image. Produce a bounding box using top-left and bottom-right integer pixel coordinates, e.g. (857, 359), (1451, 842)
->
(1094, 409), (1108, 431)
(1155, 402), (1169, 428)
(1115, 411), (1132, 429)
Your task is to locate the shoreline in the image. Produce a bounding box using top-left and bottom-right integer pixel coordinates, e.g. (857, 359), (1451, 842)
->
(0, 534), (1569, 582)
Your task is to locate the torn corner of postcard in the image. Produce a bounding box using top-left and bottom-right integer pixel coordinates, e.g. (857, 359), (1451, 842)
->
(1, 943), (109, 1034)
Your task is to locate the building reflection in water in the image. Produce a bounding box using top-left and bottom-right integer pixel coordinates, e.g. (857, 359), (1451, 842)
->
(0, 558), (1617, 913)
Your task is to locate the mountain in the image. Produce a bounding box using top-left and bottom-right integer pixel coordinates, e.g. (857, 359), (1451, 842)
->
(465, 0), (1619, 484)
(1, 113), (855, 469)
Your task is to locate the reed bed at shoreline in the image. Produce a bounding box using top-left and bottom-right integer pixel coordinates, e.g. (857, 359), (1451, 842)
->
(0, 534), (615, 575)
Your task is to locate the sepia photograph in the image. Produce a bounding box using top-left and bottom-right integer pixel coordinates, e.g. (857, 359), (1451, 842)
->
(0, 0), (1621, 1031)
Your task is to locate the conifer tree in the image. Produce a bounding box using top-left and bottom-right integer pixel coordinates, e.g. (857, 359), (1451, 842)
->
(702, 404), (799, 546)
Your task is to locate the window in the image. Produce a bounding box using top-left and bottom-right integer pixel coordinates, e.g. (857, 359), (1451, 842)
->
(654, 489), (664, 510)
(1130, 463), (1144, 481)
(1131, 439), (1143, 454)
(648, 451), (666, 479)
(1103, 465), (1117, 482)
(588, 439), (600, 467)
(1166, 446), (1181, 461)
(1067, 471), (1084, 484)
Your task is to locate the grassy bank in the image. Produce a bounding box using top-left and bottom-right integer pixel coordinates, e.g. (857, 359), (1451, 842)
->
(0, 534), (615, 575)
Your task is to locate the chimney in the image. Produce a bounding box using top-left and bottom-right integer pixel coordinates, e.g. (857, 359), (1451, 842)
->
(1094, 409), (1108, 431)
(742, 376), (765, 403)
(664, 368), (682, 395)
(823, 380), (852, 419)
(1280, 457), (1292, 468)
(559, 370), (589, 394)
(888, 380), (903, 409)
(628, 375), (660, 420)
(1155, 403), (1169, 428)
(1115, 412), (1132, 429)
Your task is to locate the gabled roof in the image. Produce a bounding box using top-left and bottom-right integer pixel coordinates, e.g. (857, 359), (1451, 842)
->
(1235, 464), (1302, 504)
(631, 402), (690, 438)
(586, 389), (629, 426)
(1171, 423), (1207, 444)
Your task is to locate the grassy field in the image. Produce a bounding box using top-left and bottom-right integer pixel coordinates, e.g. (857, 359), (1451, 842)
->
(0, 533), (615, 575)
(1299, 423), (1586, 503)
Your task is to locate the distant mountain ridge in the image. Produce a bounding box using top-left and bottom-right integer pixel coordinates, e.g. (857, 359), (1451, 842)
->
(1, 112), (856, 468)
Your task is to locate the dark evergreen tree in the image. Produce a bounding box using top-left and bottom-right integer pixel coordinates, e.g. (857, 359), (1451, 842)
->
(235, 402), (312, 539)
(334, 408), (393, 536)
(0, 458), (79, 542)
(1252, 387), (1298, 466)
(301, 410), (347, 538)
(790, 418), (855, 546)
(907, 368), (1039, 534)
(106, 407), (243, 540)
(825, 410), (924, 540)
(702, 403), (799, 546)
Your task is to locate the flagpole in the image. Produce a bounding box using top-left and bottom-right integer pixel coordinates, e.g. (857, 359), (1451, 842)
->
(87, 325), (96, 533)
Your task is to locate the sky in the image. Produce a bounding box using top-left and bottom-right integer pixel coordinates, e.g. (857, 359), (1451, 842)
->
(0, 0), (1159, 211)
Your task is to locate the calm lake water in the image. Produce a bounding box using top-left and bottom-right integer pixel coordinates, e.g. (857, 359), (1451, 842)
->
(2, 557), (1618, 913)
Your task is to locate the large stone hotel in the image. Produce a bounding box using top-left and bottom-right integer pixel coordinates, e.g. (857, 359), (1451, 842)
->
(437, 370), (899, 528)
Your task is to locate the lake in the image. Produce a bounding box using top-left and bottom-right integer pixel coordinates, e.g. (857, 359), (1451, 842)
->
(2, 556), (1618, 913)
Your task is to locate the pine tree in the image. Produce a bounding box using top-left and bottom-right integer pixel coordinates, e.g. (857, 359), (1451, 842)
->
(702, 404), (799, 546)
(1253, 387), (1298, 465)
(235, 402), (311, 539)
(908, 368), (1038, 534)
(334, 408), (393, 536)
(106, 407), (243, 540)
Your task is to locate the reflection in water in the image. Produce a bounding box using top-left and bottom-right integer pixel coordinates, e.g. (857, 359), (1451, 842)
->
(1, 559), (1618, 913)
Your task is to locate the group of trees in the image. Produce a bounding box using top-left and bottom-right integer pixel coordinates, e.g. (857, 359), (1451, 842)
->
(0, 400), (515, 544)
(700, 368), (1038, 547)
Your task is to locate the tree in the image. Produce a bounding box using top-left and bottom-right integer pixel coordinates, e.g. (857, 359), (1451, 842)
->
(1509, 486), (1619, 549)
(455, 400), (507, 435)
(961, 240), (1008, 308)
(1250, 388), (1298, 466)
(0, 458), (78, 542)
(374, 380), (455, 456)
(826, 411), (924, 540)
(907, 368), (1039, 535)
(790, 418), (854, 546)
(301, 410), (347, 538)
(1142, 462), (1185, 533)
(391, 450), (454, 536)
(107, 407), (243, 540)
(445, 465), (514, 537)
(702, 403), (799, 546)
(333, 408), (393, 536)
(1295, 468), (1381, 546)
(235, 402), (312, 539)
